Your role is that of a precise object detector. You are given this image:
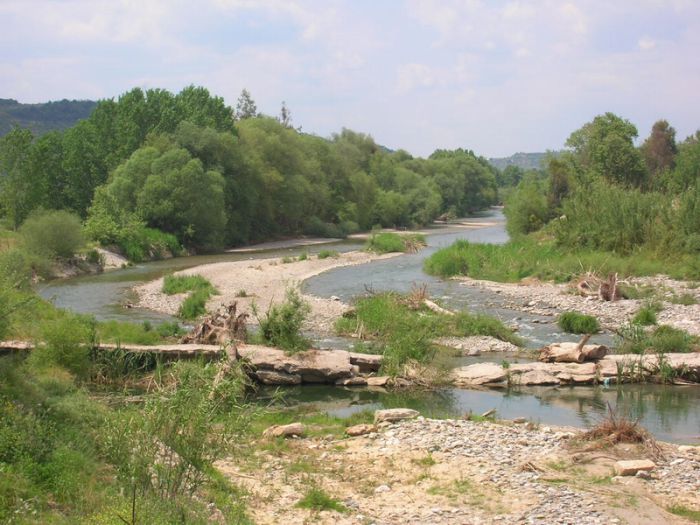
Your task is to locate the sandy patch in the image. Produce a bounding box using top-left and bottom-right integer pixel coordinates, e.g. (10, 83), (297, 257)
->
(134, 250), (400, 332)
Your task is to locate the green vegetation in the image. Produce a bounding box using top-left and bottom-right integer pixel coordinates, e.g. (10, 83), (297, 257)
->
(253, 289), (311, 352)
(557, 312), (600, 334)
(317, 249), (339, 259)
(632, 304), (659, 326)
(668, 504), (700, 523)
(96, 319), (184, 345)
(365, 232), (427, 254)
(336, 292), (520, 376)
(19, 209), (85, 258)
(616, 324), (697, 354)
(295, 487), (347, 513)
(0, 97), (96, 136)
(1, 86), (499, 259)
(162, 274), (218, 320)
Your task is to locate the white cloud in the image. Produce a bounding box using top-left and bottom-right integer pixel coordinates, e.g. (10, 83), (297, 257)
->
(638, 37), (656, 50)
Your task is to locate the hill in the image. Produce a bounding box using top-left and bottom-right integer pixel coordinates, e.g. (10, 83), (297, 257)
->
(0, 98), (97, 136)
(488, 152), (551, 171)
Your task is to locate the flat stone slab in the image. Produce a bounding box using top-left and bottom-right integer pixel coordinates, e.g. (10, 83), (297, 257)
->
(366, 376), (390, 387)
(348, 352), (383, 372)
(452, 363), (507, 385)
(239, 345), (354, 383)
(374, 408), (420, 424)
(516, 369), (560, 386)
(434, 336), (520, 355)
(614, 459), (656, 476)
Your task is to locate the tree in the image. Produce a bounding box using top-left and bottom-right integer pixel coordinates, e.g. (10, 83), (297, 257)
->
(235, 89), (257, 120)
(0, 127), (34, 228)
(566, 112), (646, 188)
(279, 101), (292, 128)
(641, 120), (677, 181)
(20, 209), (84, 258)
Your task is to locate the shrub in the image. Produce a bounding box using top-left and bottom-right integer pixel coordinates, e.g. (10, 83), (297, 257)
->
(616, 324), (697, 354)
(162, 274), (218, 320)
(365, 232), (426, 254)
(504, 176), (549, 236)
(317, 249), (339, 259)
(558, 311), (600, 334)
(296, 487), (347, 513)
(254, 289), (310, 352)
(30, 316), (95, 378)
(303, 217), (347, 238)
(632, 306), (657, 326)
(20, 209), (84, 258)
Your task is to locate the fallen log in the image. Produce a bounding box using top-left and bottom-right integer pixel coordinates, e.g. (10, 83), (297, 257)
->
(539, 335), (608, 363)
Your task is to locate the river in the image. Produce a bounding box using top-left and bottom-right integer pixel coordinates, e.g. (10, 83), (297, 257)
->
(39, 210), (700, 443)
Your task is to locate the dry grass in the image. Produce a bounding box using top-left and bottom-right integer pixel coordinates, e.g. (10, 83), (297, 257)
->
(579, 403), (663, 459)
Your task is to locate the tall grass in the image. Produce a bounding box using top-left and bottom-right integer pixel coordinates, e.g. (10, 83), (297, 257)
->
(252, 289), (311, 352)
(424, 238), (700, 283)
(336, 292), (520, 375)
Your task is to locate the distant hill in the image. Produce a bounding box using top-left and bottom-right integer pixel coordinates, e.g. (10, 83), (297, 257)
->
(0, 98), (97, 136)
(488, 152), (556, 171)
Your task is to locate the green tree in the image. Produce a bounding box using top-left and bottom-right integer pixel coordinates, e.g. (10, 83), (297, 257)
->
(0, 127), (34, 228)
(641, 120), (677, 183)
(235, 89), (257, 120)
(566, 112), (646, 188)
(20, 209), (84, 258)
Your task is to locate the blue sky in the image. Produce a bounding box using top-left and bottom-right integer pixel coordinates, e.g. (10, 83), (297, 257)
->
(1, 0), (699, 157)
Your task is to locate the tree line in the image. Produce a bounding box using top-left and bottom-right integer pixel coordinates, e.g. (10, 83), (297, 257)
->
(0, 86), (498, 259)
(502, 112), (700, 258)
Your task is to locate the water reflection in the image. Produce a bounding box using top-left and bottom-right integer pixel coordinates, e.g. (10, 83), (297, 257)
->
(260, 383), (700, 444)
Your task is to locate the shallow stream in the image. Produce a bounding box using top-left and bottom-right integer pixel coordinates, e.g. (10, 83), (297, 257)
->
(39, 210), (700, 443)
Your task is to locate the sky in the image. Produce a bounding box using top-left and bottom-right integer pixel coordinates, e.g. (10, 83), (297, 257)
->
(1, 0), (699, 158)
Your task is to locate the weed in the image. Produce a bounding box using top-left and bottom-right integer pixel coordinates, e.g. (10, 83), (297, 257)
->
(162, 274), (218, 320)
(298, 252), (308, 261)
(295, 487), (347, 513)
(281, 256), (294, 264)
(632, 305), (658, 326)
(580, 403), (662, 458)
(670, 292), (697, 305)
(558, 311), (600, 334)
(413, 454), (437, 467)
(236, 289), (248, 297)
(365, 232), (426, 254)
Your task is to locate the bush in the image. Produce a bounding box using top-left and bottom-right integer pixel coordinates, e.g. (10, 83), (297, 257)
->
(558, 311), (600, 334)
(504, 176), (549, 237)
(30, 316), (95, 378)
(303, 216), (348, 238)
(317, 249), (339, 259)
(20, 209), (84, 258)
(254, 289), (310, 352)
(365, 232), (426, 254)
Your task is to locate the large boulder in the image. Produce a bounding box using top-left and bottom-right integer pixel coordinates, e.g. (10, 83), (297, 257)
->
(452, 363), (507, 386)
(348, 352), (383, 373)
(263, 422), (305, 438)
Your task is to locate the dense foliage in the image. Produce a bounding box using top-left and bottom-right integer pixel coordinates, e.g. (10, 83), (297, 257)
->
(0, 86), (499, 257)
(0, 98), (96, 136)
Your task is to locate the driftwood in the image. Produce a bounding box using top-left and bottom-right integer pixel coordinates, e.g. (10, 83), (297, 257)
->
(539, 334), (608, 363)
(181, 301), (248, 350)
(423, 299), (455, 316)
(574, 272), (621, 302)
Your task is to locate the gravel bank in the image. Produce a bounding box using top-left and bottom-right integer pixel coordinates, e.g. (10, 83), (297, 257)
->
(134, 250), (400, 332)
(217, 417), (698, 524)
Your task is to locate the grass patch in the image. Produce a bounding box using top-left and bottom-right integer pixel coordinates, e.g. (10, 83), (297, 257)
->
(616, 324), (697, 354)
(558, 311), (600, 334)
(96, 320), (184, 345)
(317, 249), (339, 259)
(424, 237), (700, 283)
(336, 292), (520, 375)
(668, 504), (700, 523)
(632, 304), (658, 326)
(670, 292), (698, 305)
(162, 274), (218, 320)
(365, 232), (426, 254)
(296, 487), (347, 513)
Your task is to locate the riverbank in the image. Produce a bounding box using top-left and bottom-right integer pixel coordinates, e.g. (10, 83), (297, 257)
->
(216, 412), (700, 524)
(135, 250), (401, 332)
(459, 275), (700, 336)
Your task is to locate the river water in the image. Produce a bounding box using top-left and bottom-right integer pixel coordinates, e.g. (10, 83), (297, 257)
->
(39, 210), (700, 443)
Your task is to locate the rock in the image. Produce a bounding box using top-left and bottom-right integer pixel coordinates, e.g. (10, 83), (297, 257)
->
(635, 470), (651, 480)
(451, 363), (507, 386)
(374, 408), (420, 424)
(346, 424), (376, 436)
(366, 376), (390, 386)
(515, 369), (560, 386)
(255, 370), (302, 385)
(374, 484), (391, 493)
(614, 460), (656, 476)
(263, 422), (305, 438)
(239, 345), (354, 383)
(434, 336), (520, 355)
(513, 417), (527, 424)
(348, 352), (383, 373)
(678, 445), (700, 454)
(335, 376), (367, 386)
(539, 342), (608, 363)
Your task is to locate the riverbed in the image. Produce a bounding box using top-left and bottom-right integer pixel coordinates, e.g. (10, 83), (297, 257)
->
(39, 210), (700, 443)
